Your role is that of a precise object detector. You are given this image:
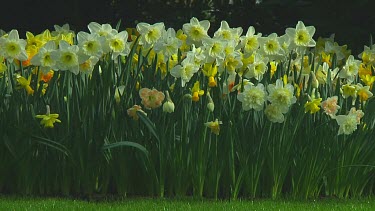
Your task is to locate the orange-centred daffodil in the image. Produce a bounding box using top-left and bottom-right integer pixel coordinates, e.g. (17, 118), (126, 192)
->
(191, 81), (204, 102)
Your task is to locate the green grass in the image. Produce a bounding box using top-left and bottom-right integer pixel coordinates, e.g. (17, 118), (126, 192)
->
(1, 196), (375, 211)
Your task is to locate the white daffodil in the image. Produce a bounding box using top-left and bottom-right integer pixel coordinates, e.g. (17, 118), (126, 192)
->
(185, 44), (206, 67)
(79, 55), (99, 75)
(237, 83), (267, 111)
(213, 20), (243, 43)
(170, 57), (200, 87)
(335, 113), (359, 135)
(154, 28), (182, 57)
(202, 37), (226, 64)
(267, 79), (296, 113)
(77, 31), (105, 58)
(339, 55), (361, 82)
(107, 30), (130, 60)
(285, 21), (316, 48)
(0, 30), (28, 62)
(88, 22), (118, 38)
(137, 22), (165, 47)
(51, 40), (80, 74)
(30, 40), (58, 74)
(258, 33), (283, 59)
(239, 26), (262, 55)
(245, 54), (269, 81)
(182, 17), (210, 46)
(220, 51), (243, 74)
(265, 103), (285, 123)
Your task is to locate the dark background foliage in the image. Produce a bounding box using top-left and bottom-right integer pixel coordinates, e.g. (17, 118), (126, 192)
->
(1, 0), (374, 55)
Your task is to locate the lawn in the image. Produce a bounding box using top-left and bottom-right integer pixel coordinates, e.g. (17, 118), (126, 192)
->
(1, 196), (375, 211)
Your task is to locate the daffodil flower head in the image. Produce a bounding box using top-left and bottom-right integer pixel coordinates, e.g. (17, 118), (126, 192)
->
(341, 83), (357, 99)
(213, 20), (243, 42)
(267, 79), (296, 113)
(360, 74), (375, 88)
(77, 31), (105, 58)
(16, 74), (34, 95)
(107, 30), (131, 60)
(204, 119), (222, 135)
(137, 22), (165, 46)
(285, 21), (316, 48)
(127, 105), (147, 121)
(355, 83), (373, 102)
(170, 56), (199, 87)
(335, 113), (358, 135)
(0, 29), (28, 62)
(30, 41), (58, 74)
(237, 83), (267, 111)
(139, 88), (165, 109)
(339, 55), (361, 82)
(258, 33), (283, 58)
(264, 103), (285, 123)
(304, 97), (322, 114)
(182, 17), (210, 46)
(51, 40), (80, 74)
(349, 107), (364, 124)
(35, 105), (61, 128)
(240, 26), (262, 55)
(321, 96), (340, 118)
(191, 81), (204, 102)
(153, 28), (182, 57)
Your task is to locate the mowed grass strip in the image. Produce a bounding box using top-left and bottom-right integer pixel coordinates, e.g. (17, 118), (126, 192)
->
(1, 196), (375, 211)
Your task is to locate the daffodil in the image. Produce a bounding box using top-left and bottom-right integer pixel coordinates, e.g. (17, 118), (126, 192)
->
(170, 56), (200, 87)
(202, 38), (226, 64)
(304, 97), (322, 114)
(335, 113), (358, 135)
(341, 83), (357, 99)
(285, 21), (316, 48)
(321, 96), (340, 118)
(245, 54), (269, 81)
(182, 17), (210, 46)
(258, 33), (283, 59)
(139, 88), (165, 109)
(137, 22), (165, 47)
(264, 104), (284, 123)
(77, 31), (105, 57)
(0, 29), (28, 62)
(221, 51), (243, 75)
(213, 20), (242, 42)
(339, 55), (361, 82)
(204, 119), (222, 135)
(30, 40), (58, 74)
(267, 79), (296, 113)
(356, 83), (373, 102)
(360, 74), (375, 88)
(154, 28), (182, 57)
(107, 30), (131, 60)
(50, 40), (80, 74)
(16, 74), (34, 95)
(35, 105), (61, 128)
(127, 105), (147, 120)
(191, 81), (204, 102)
(202, 62), (218, 87)
(88, 22), (117, 38)
(239, 26), (262, 55)
(237, 83), (267, 111)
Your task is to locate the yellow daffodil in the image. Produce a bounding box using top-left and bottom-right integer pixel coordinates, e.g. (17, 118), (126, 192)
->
(204, 119), (222, 135)
(203, 62), (218, 87)
(304, 97), (322, 114)
(191, 81), (204, 102)
(35, 105), (61, 128)
(356, 83), (373, 102)
(360, 74), (375, 89)
(16, 74), (34, 95)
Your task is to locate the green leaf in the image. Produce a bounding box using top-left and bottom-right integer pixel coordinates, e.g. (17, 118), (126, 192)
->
(137, 111), (160, 141)
(102, 141), (148, 156)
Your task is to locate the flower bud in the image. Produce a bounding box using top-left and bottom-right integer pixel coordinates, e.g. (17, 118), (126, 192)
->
(163, 101), (175, 113)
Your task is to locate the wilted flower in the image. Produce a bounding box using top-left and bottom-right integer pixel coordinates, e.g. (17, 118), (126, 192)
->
(127, 105), (147, 120)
